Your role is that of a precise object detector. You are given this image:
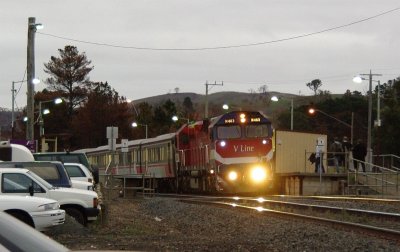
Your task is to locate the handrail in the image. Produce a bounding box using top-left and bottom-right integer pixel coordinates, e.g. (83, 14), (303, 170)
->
(373, 154), (400, 171)
(348, 157), (399, 197)
(374, 154), (400, 159)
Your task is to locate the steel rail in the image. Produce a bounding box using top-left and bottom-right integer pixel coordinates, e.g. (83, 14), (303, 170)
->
(179, 197), (400, 242)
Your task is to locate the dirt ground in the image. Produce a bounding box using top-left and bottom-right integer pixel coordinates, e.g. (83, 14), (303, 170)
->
(47, 197), (161, 251)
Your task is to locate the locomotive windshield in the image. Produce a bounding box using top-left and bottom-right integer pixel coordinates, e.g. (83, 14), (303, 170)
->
(216, 124), (270, 139)
(217, 125), (241, 139)
(245, 124), (269, 138)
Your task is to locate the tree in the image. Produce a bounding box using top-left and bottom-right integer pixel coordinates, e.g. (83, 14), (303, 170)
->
(306, 79), (322, 95)
(182, 97), (194, 118)
(44, 45), (94, 117)
(34, 90), (69, 148)
(71, 82), (131, 148)
(153, 99), (177, 134)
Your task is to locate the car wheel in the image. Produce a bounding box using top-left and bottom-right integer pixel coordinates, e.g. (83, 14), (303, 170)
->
(65, 207), (86, 226)
(7, 211), (34, 228)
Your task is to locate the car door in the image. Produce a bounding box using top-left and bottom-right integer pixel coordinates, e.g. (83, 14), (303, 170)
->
(1, 172), (48, 198)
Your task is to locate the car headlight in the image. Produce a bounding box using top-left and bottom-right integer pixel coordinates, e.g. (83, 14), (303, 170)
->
(39, 202), (60, 211)
(87, 185), (94, 191)
(228, 171), (238, 181)
(251, 166), (267, 182)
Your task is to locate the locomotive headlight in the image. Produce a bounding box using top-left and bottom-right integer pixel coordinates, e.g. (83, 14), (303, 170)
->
(250, 166), (267, 182)
(220, 141), (226, 147)
(228, 171), (238, 181)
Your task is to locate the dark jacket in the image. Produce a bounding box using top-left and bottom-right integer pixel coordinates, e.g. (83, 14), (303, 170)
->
(352, 142), (367, 160)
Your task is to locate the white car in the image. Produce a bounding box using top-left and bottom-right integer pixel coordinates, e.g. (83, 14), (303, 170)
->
(0, 195), (65, 231)
(0, 212), (69, 251)
(0, 168), (100, 226)
(64, 163), (94, 184)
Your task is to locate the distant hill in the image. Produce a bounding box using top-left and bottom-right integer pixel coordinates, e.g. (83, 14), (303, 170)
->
(132, 91), (309, 116)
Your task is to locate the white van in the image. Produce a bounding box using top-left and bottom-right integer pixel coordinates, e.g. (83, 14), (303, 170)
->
(0, 141), (34, 162)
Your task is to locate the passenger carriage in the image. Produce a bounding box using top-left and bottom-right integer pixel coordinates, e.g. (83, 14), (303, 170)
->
(77, 110), (274, 194)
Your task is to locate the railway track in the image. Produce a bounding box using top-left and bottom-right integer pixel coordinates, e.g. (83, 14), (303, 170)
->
(159, 194), (400, 241)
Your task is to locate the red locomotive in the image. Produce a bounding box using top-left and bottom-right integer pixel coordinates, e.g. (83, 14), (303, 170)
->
(78, 110), (274, 194)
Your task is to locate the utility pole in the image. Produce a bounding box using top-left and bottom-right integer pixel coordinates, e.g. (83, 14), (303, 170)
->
(358, 70), (382, 170)
(11, 82), (16, 139)
(27, 17), (36, 141)
(204, 81), (223, 119)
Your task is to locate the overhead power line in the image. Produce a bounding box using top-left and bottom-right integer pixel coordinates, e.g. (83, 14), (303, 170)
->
(37, 7), (400, 51)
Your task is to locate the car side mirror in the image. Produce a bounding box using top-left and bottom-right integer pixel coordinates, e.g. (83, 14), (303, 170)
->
(28, 185), (34, 196)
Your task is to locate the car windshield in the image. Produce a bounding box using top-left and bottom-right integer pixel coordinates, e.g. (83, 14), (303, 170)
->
(27, 171), (53, 189)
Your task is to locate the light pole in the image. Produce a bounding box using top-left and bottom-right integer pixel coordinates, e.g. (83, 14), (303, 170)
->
(38, 98), (63, 152)
(131, 122), (148, 139)
(271, 96), (294, 131)
(353, 70), (382, 167)
(11, 79), (40, 139)
(27, 17), (43, 141)
(308, 108), (354, 145)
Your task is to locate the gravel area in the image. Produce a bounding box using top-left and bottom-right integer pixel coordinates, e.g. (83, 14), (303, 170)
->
(46, 196), (400, 251)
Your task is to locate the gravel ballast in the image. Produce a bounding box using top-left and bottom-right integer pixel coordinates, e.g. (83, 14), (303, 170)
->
(48, 197), (400, 251)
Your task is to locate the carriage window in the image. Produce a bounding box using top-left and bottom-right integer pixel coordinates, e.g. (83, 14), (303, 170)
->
(245, 125), (269, 138)
(217, 125), (241, 139)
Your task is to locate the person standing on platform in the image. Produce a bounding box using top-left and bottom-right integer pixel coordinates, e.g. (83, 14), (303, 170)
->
(352, 139), (367, 172)
(329, 137), (343, 173)
(342, 136), (353, 170)
(315, 140), (325, 173)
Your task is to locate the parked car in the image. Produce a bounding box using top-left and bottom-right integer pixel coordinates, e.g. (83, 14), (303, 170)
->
(0, 168), (100, 225)
(0, 211), (69, 251)
(63, 162), (94, 184)
(0, 161), (94, 191)
(33, 152), (99, 184)
(0, 195), (65, 231)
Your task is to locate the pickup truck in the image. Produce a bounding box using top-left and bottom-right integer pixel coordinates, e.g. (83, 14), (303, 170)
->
(0, 168), (99, 226)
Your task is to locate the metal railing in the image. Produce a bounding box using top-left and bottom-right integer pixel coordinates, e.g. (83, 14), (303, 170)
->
(347, 158), (399, 197)
(373, 154), (400, 172)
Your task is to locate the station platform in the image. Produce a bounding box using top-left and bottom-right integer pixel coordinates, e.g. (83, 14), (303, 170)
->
(275, 172), (348, 196)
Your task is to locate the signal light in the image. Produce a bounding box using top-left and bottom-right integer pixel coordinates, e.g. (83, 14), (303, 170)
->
(239, 113), (246, 123)
(308, 108), (316, 114)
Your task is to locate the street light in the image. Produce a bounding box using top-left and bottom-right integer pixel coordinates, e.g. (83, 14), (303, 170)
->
(38, 98), (62, 152)
(271, 96), (294, 131)
(172, 115), (190, 125)
(353, 70), (382, 166)
(131, 122), (148, 139)
(308, 108), (354, 145)
(222, 104), (242, 111)
(27, 17), (43, 141)
(353, 76), (382, 127)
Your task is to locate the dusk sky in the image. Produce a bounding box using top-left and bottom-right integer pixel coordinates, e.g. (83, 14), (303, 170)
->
(1, 1), (399, 110)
